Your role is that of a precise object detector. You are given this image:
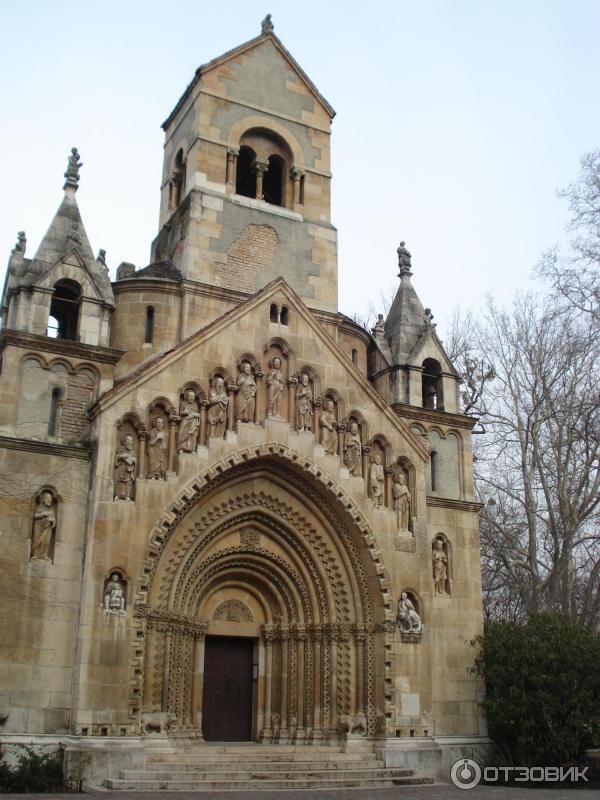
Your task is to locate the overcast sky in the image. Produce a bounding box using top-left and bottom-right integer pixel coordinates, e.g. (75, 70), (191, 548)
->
(1, 0), (599, 337)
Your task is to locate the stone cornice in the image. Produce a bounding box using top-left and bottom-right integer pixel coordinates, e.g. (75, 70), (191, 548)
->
(0, 329), (124, 365)
(0, 435), (92, 461)
(426, 495), (483, 513)
(112, 279), (182, 297)
(392, 403), (478, 430)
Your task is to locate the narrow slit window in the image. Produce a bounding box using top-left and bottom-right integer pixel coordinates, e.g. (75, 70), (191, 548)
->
(145, 306), (155, 344)
(48, 387), (62, 437)
(280, 306), (289, 325)
(430, 450), (438, 492)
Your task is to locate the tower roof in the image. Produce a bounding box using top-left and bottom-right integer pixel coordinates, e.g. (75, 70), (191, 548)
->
(162, 16), (335, 131)
(384, 242), (430, 363)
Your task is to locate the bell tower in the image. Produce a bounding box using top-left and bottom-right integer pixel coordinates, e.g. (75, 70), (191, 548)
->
(151, 15), (338, 315)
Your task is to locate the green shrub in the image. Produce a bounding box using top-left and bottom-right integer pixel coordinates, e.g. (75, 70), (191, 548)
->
(0, 746), (64, 793)
(472, 613), (600, 767)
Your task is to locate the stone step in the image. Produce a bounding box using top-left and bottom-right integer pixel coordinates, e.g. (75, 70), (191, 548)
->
(119, 767), (410, 781)
(148, 752), (379, 765)
(105, 773), (434, 790)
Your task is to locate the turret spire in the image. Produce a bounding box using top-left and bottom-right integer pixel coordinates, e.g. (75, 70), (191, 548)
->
(63, 147), (83, 191)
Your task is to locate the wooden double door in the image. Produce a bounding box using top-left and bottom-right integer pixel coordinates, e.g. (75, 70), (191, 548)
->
(202, 636), (255, 741)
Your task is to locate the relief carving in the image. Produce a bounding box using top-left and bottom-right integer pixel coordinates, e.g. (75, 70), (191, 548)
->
(213, 600), (253, 622)
(397, 591), (422, 634)
(344, 421), (362, 476)
(240, 528), (261, 547)
(31, 489), (57, 561)
(113, 433), (137, 501)
(296, 372), (313, 432)
(236, 361), (256, 422)
(319, 398), (337, 454)
(177, 389), (200, 453)
(104, 572), (126, 616)
(207, 377), (228, 438)
(368, 454), (384, 507)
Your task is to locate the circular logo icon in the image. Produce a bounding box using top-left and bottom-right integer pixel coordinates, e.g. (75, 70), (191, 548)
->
(450, 758), (482, 789)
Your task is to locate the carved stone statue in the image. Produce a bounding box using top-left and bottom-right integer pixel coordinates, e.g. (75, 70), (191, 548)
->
(296, 372), (313, 432)
(147, 416), (168, 479)
(266, 356), (284, 417)
(177, 389), (200, 452)
(432, 538), (449, 595)
(97, 248), (108, 273)
(319, 399), (337, 455)
(12, 231), (26, 255)
(104, 572), (126, 616)
(397, 240), (412, 276)
(236, 362), (256, 422)
(372, 314), (385, 337)
(208, 377), (228, 438)
(113, 434), (137, 501)
(368, 454), (385, 507)
(397, 592), (422, 633)
(344, 421), (362, 476)
(31, 490), (56, 561)
(393, 473), (411, 531)
(261, 13), (274, 33)
(63, 147), (83, 190)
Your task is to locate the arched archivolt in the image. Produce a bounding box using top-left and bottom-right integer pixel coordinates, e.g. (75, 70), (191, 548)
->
(130, 444), (394, 739)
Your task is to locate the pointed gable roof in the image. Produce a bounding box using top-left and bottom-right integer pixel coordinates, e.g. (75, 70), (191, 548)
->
(384, 243), (429, 364)
(162, 24), (335, 131)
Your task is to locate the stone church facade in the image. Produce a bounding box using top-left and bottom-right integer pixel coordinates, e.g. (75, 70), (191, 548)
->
(0, 18), (485, 784)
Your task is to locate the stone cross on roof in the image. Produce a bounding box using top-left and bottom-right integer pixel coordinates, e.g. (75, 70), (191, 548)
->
(63, 147), (83, 191)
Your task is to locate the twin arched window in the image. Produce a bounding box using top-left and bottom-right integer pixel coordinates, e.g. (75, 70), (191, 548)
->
(235, 129), (293, 208)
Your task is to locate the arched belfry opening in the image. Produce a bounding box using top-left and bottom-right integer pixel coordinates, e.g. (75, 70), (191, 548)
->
(169, 149), (186, 209)
(235, 129), (293, 208)
(48, 279), (81, 341)
(263, 155), (284, 206)
(235, 145), (257, 199)
(133, 452), (388, 742)
(422, 358), (444, 410)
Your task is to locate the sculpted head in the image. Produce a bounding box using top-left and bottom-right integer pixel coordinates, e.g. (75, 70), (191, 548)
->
(325, 399), (334, 412)
(396, 473), (405, 485)
(122, 434), (134, 450)
(434, 538), (444, 551)
(301, 372), (309, 385)
(40, 490), (53, 507)
(372, 454), (381, 464)
(184, 389), (196, 402)
(242, 361), (252, 375)
(111, 572), (121, 583)
(272, 356), (281, 368)
(401, 591), (408, 601)
(154, 416), (164, 430)
(350, 421), (359, 435)
(215, 377), (224, 391)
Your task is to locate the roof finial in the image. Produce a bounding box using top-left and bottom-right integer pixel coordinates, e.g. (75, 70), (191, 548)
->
(261, 13), (274, 34)
(63, 147), (83, 191)
(12, 231), (26, 255)
(397, 241), (412, 278)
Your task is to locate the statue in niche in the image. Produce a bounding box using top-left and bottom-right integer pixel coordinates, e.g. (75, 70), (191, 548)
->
(113, 434), (137, 500)
(344, 421), (362, 476)
(207, 377), (228, 438)
(266, 356), (284, 417)
(177, 389), (200, 453)
(432, 538), (449, 595)
(31, 490), (56, 561)
(319, 398), (337, 454)
(147, 416), (168, 479)
(236, 361), (256, 422)
(103, 572), (126, 616)
(397, 592), (422, 633)
(296, 372), (313, 432)
(393, 473), (411, 531)
(368, 454), (385, 507)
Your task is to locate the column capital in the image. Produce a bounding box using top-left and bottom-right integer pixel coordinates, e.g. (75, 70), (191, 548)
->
(252, 160), (269, 175)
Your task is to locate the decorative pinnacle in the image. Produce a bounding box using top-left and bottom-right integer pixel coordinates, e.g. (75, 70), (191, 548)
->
(261, 13), (274, 34)
(397, 241), (412, 277)
(63, 147), (83, 191)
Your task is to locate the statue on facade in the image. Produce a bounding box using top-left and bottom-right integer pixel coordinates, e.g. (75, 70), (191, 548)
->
(12, 231), (26, 255)
(296, 372), (313, 432)
(236, 362), (256, 422)
(368, 454), (385, 507)
(31, 490), (56, 561)
(103, 572), (126, 616)
(97, 248), (109, 273)
(261, 13), (274, 34)
(147, 416), (168, 479)
(207, 377), (228, 438)
(397, 240), (412, 276)
(177, 389), (201, 452)
(63, 147), (82, 190)
(266, 356), (284, 417)
(113, 434), (137, 500)
(432, 538), (449, 595)
(372, 313), (385, 337)
(319, 399), (337, 454)
(393, 473), (411, 531)
(344, 421), (362, 476)
(397, 592), (422, 633)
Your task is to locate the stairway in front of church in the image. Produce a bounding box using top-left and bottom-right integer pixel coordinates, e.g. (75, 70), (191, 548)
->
(104, 741), (434, 790)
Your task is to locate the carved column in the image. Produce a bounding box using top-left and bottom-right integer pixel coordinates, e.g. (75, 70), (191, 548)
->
(261, 625), (274, 739)
(192, 627), (207, 736)
(138, 432), (148, 479)
(279, 627), (289, 735)
(313, 399), (321, 442)
(225, 147), (238, 193)
(336, 423), (346, 463)
(162, 628), (172, 712)
(328, 623), (339, 731)
(384, 467), (393, 508)
(199, 400), (208, 446)
(290, 166), (304, 207)
(354, 625), (366, 716)
(288, 376), (297, 430)
(253, 161), (268, 199)
(361, 444), (371, 481)
(312, 624), (323, 735)
(254, 369), (264, 424)
(226, 384), (237, 432)
(167, 416), (178, 473)
(294, 624), (306, 736)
